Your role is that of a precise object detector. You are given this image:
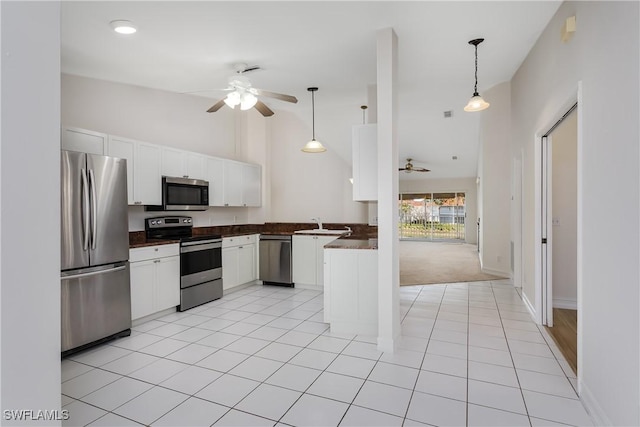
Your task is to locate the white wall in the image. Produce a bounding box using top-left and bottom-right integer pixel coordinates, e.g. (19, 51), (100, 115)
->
(62, 74), (237, 158)
(268, 109), (368, 223)
(478, 82), (512, 276)
(511, 2), (639, 424)
(63, 74), (368, 225)
(551, 109), (577, 308)
(1, 1), (61, 421)
(399, 177), (478, 245)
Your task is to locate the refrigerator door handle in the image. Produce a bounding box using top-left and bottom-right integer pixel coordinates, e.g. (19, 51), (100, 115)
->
(81, 168), (90, 251)
(61, 265), (126, 280)
(89, 169), (98, 250)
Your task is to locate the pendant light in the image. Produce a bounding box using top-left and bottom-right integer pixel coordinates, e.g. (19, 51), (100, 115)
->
(302, 87), (326, 153)
(464, 38), (490, 112)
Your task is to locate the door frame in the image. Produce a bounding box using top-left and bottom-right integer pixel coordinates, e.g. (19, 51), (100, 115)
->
(533, 82), (583, 392)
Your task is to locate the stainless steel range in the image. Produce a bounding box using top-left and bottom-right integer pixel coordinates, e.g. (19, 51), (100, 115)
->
(145, 217), (223, 311)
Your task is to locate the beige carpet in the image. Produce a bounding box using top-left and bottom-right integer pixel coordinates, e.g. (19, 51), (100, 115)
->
(400, 240), (506, 286)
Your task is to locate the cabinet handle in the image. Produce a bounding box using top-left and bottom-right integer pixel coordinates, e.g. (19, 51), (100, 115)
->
(154, 259), (160, 263)
(224, 203), (229, 207)
(154, 248), (159, 252)
(183, 175), (189, 178)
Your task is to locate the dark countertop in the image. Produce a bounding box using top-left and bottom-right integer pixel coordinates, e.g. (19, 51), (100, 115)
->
(130, 222), (378, 249)
(324, 238), (378, 250)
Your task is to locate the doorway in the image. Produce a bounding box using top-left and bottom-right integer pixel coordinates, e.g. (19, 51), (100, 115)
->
(399, 192), (466, 241)
(541, 104), (578, 374)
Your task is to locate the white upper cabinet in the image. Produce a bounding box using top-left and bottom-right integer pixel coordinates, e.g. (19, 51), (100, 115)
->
(185, 152), (206, 179)
(108, 135), (161, 206)
(61, 127), (107, 155)
(135, 142), (162, 206)
(161, 147), (184, 178)
(205, 157), (225, 207)
(161, 148), (207, 180)
(107, 136), (135, 205)
(223, 161), (244, 207)
(242, 163), (262, 207)
(63, 126), (260, 208)
(352, 124), (378, 201)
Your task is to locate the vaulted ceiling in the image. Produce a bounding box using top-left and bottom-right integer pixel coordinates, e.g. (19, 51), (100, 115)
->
(62, 1), (561, 180)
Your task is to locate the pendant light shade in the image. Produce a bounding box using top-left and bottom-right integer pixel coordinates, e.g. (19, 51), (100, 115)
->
(464, 38), (490, 112)
(302, 87), (326, 153)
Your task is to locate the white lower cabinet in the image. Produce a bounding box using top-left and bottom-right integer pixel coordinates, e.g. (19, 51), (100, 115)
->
(292, 235), (337, 290)
(324, 248), (378, 335)
(222, 235), (258, 291)
(130, 244), (180, 320)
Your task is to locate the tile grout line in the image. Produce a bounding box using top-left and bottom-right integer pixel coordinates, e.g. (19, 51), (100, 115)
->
(490, 280), (533, 427)
(401, 282), (447, 425)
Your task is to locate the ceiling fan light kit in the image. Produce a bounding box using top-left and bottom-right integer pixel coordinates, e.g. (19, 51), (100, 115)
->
(464, 38), (490, 112)
(302, 87), (326, 153)
(399, 158), (430, 173)
(206, 63), (297, 117)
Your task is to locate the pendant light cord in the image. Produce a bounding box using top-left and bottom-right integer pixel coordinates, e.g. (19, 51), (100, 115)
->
(474, 43), (479, 95)
(311, 90), (315, 140)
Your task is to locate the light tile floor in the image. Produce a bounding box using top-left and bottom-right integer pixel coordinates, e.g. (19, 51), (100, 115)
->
(62, 280), (593, 426)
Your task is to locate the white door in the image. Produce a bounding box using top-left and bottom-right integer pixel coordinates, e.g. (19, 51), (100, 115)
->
(293, 236), (317, 285)
(242, 164), (261, 207)
(161, 147), (185, 178)
(237, 245), (255, 285)
(155, 256), (180, 311)
(107, 136), (135, 205)
(222, 247), (240, 289)
(130, 260), (155, 320)
(206, 157), (225, 206)
(135, 142), (162, 205)
(223, 161), (244, 206)
(61, 127), (107, 155)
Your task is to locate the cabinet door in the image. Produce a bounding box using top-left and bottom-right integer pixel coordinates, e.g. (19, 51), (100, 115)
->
(241, 163), (261, 207)
(206, 157), (225, 207)
(352, 124), (378, 201)
(222, 247), (239, 289)
(107, 136), (135, 205)
(292, 236), (317, 285)
(61, 127), (107, 155)
(135, 142), (162, 205)
(316, 236), (337, 287)
(130, 260), (156, 320)
(161, 147), (185, 178)
(223, 161), (244, 207)
(185, 153), (206, 180)
(155, 256), (180, 312)
(237, 244), (255, 285)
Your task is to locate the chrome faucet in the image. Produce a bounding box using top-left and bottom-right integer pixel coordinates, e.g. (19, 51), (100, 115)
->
(345, 226), (352, 232)
(311, 217), (323, 230)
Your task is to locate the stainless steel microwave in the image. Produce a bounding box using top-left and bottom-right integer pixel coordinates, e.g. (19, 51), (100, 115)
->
(161, 176), (209, 211)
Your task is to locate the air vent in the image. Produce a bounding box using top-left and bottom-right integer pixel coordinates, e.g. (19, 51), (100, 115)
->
(444, 110), (453, 118)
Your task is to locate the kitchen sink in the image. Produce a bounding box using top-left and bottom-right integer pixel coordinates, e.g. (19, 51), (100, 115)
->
(294, 229), (349, 235)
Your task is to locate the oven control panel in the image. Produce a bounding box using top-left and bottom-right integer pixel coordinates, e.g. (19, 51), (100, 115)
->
(146, 216), (192, 229)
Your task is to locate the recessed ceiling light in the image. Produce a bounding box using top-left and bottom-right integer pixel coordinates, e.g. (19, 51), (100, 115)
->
(110, 20), (137, 35)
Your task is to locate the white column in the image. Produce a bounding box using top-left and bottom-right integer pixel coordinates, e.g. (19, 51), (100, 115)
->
(376, 28), (400, 353)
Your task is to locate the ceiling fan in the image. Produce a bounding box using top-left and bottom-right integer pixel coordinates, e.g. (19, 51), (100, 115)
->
(206, 63), (298, 117)
(399, 158), (430, 173)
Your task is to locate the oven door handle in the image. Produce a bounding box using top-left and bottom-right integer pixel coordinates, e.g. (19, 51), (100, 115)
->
(180, 242), (222, 253)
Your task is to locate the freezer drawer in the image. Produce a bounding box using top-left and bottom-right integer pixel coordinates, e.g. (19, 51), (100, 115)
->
(61, 262), (131, 352)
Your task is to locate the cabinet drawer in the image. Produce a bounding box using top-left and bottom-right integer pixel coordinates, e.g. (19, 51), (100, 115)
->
(130, 243), (179, 262)
(223, 234), (258, 248)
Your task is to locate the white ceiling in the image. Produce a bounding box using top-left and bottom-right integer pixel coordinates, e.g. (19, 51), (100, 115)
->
(61, 1), (561, 180)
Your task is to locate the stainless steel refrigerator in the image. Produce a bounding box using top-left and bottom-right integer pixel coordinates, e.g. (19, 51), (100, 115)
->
(61, 150), (131, 354)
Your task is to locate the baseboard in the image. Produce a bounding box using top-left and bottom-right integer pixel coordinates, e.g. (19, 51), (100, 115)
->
(521, 291), (537, 321)
(481, 266), (510, 277)
(580, 380), (610, 426)
(553, 298), (577, 310)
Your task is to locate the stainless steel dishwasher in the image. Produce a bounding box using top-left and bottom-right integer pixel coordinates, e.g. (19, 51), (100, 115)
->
(259, 235), (294, 287)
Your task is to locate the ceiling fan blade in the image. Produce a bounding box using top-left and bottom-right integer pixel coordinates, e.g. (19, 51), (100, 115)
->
(206, 99), (226, 113)
(253, 100), (274, 117)
(415, 168), (431, 172)
(254, 88), (298, 104)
